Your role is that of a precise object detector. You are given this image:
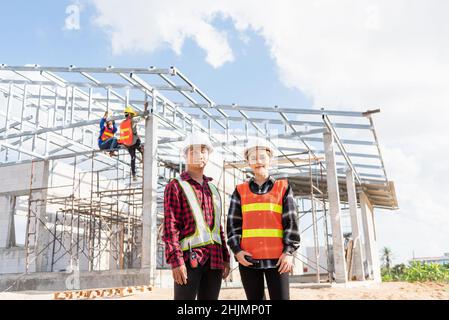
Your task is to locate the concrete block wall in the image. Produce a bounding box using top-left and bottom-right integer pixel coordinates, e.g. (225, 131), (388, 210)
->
(0, 161), (49, 195)
(0, 161), (50, 274)
(0, 196), (14, 248)
(0, 248), (34, 274)
(0, 269), (152, 292)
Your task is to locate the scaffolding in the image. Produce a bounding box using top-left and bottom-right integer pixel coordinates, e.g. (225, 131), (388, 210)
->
(0, 64), (398, 287)
(19, 148), (178, 276)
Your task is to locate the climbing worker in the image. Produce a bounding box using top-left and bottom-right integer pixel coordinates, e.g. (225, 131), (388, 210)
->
(162, 131), (230, 300)
(226, 138), (300, 300)
(119, 105), (144, 181)
(98, 111), (118, 157)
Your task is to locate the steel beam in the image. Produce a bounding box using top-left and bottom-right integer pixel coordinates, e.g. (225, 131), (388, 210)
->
(175, 103), (366, 117)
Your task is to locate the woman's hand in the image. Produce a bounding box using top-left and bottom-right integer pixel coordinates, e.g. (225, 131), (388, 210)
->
(235, 250), (253, 267)
(276, 253), (293, 274)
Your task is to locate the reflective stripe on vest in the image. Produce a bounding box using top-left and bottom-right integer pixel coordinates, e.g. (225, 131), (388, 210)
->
(237, 179), (288, 259)
(242, 202), (283, 214)
(119, 118), (133, 146)
(100, 127), (114, 141)
(242, 229), (283, 238)
(174, 177), (222, 251)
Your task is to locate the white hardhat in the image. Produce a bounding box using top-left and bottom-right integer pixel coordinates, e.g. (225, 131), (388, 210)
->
(243, 137), (274, 159)
(182, 132), (214, 154)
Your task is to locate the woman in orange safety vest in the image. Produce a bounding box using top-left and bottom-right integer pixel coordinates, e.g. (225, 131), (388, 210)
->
(226, 138), (300, 300)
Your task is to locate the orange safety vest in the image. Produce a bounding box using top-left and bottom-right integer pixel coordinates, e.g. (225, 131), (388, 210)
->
(236, 179), (288, 259)
(100, 126), (115, 142)
(119, 118), (134, 146)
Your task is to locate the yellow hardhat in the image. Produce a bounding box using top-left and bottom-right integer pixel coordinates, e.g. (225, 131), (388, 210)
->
(124, 106), (137, 116)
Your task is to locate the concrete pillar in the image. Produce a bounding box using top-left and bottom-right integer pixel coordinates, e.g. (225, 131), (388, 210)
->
(0, 195), (15, 248)
(34, 160), (50, 272)
(108, 224), (119, 271)
(323, 129), (348, 283)
(345, 168), (365, 281)
(360, 192), (381, 282)
(142, 101), (159, 285)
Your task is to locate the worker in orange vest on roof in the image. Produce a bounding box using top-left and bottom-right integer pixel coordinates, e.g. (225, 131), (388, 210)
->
(98, 111), (118, 157)
(226, 138), (300, 300)
(119, 105), (144, 182)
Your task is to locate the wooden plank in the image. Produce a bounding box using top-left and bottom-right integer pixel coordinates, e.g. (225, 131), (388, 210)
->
(52, 284), (154, 300)
(345, 239), (354, 280)
(53, 292), (64, 300)
(119, 223), (125, 270)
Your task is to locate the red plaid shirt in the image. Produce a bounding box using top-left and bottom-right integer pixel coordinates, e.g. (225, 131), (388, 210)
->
(163, 171), (230, 269)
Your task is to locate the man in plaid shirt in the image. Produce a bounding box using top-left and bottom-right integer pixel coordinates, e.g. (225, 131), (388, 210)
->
(163, 132), (230, 300)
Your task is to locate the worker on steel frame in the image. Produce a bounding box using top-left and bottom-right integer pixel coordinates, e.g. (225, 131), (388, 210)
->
(98, 111), (119, 157)
(118, 105), (144, 182)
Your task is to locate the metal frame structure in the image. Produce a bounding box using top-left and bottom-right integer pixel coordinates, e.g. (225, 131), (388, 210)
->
(0, 65), (398, 286)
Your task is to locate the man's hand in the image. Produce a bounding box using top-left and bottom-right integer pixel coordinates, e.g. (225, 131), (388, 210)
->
(222, 262), (230, 279)
(235, 250), (253, 267)
(276, 253), (293, 274)
(172, 264), (188, 285)
(103, 111), (108, 119)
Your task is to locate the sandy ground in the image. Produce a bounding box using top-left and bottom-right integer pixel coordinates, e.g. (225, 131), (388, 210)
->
(1, 282), (449, 300)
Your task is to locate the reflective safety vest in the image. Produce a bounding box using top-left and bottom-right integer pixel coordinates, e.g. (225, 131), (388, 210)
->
(119, 118), (134, 146)
(174, 177), (222, 251)
(100, 126), (115, 142)
(237, 179), (288, 259)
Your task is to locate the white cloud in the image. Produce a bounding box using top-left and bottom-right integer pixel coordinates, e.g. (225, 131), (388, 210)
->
(91, 0), (449, 262)
(91, 0), (234, 68)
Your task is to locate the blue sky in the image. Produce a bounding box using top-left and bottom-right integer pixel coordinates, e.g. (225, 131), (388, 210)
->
(0, 1), (310, 107)
(2, 1), (449, 265)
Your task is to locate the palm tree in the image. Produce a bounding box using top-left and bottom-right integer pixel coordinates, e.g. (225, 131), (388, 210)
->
(381, 247), (393, 270)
